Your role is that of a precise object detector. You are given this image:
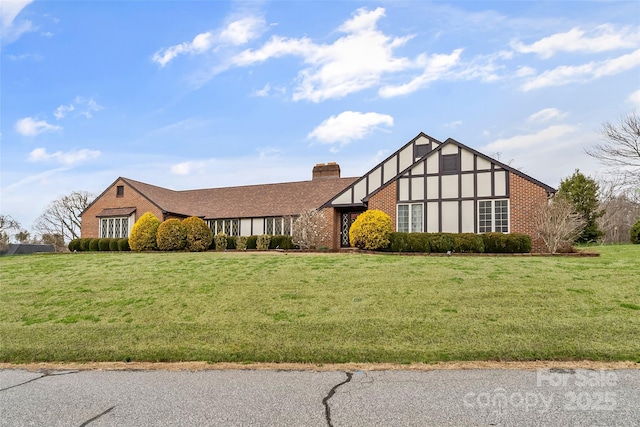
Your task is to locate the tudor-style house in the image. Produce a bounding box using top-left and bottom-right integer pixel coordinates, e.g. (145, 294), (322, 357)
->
(81, 132), (556, 251)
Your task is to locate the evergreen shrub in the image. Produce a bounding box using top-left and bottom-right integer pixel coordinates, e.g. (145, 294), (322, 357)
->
(129, 212), (160, 251)
(235, 236), (248, 251)
(349, 209), (392, 250)
(157, 219), (187, 251)
(183, 216), (213, 252)
(257, 234), (271, 250)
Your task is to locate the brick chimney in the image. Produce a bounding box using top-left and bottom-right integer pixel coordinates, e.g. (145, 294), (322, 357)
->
(312, 162), (340, 180)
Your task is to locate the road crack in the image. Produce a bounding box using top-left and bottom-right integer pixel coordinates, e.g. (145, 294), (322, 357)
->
(322, 371), (353, 427)
(0, 370), (79, 392)
(79, 405), (116, 427)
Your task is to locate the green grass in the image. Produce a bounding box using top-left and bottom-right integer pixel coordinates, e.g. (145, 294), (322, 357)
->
(1, 245), (639, 364)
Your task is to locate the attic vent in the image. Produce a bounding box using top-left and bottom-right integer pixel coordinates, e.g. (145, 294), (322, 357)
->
(414, 144), (430, 159)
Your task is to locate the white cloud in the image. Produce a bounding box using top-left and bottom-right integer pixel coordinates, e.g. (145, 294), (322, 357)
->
(444, 120), (463, 129)
(512, 25), (640, 59)
(515, 66), (536, 77)
(74, 96), (104, 118)
(15, 117), (62, 136)
(28, 147), (101, 165)
(378, 49), (463, 97)
(170, 160), (208, 175)
(219, 16), (266, 45)
(307, 111), (394, 146)
(527, 108), (567, 123)
(522, 49), (640, 91)
(253, 83), (272, 97)
(0, 0), (35, 45)
(485, 125), (575, 151)
(54, 104), (75, 120)
(233, 7), (417, 102)
(153, 16), (266, 67)
(628, 89), (640, 108)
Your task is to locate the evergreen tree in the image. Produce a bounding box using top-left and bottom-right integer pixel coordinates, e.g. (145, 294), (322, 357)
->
(557, 169), (604, 243)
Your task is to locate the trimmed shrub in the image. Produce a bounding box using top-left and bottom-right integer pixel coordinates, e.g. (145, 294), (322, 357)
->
(79, 238), (92, 251)
(235, 236), (248, 251)
(89, 238), (100, 251)
(505, 233), (532, 253)
(98, 238), (111, 251)
(349, 209), (393, 250)
(157, 219), (187, 251)
(129, 212), (160, 251)
(453, 233), (485, 253)
(246, 235), (258, 250)
(389, 232), (410, 252)
(257, 234), (271, 250)
(429, 233), (455, 253)
(631, 219), (640, 244)
(214, 232), (228, 251)
(183, 216), (213, 252)
(408, 233), (431, 253)
(482, 233), (507, 253)
(270, 235), (295, 250)
(117, 238), (130, 251)
(68, 239), (81, 252)
(109, 239), (119, 251)
(226, 236), (236, 250)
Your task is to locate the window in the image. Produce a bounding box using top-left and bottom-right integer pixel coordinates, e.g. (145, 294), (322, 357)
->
(99, 217), (129, 238)
(414, 144), (430, 159)
(116, 185), (124, 197)
(478, 200), (509, 233)
(397, 203), (423, 232)
(207, 219), (240, 236)
(264, 217), (295, 236)
(442, 154), (459, 173)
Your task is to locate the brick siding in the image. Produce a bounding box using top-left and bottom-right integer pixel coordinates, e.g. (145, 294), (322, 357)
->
(368, 182), (398, 230)
(81, 179), (163, 238)
(509, 172), (549, 252)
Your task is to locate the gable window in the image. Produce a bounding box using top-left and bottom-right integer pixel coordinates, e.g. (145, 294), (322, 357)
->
(478, 200), (509, 233)
(414, 144), (430, 159)
(442, 154), (459, 173)
(397, 203), (423, 233)
(116, 185), (124, 197)
(100, 217), (129, 238)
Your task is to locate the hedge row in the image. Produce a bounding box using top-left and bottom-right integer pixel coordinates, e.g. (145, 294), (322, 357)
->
(68, 238), (130, 252)
(387, 232), (532, 253)
(217, 234), (296, 250)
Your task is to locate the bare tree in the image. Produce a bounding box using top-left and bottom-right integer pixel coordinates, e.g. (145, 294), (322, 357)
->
(533, 196), (586, 254)
(596, 176), (640, 243)
(292, 209), (329, 250)
(0, 214), (21, 249)
(33, 191), (94, 243)
(587, 112), (640, 185)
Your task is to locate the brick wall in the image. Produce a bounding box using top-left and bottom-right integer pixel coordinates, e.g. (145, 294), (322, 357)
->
(81, 179), (163, 238)
(509, 172), (549, 252)
(319, 207), (340, 250)
(368, 182), (397, 230)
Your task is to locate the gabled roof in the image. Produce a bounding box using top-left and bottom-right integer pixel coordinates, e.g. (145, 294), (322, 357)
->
(87, 176), (358, 220)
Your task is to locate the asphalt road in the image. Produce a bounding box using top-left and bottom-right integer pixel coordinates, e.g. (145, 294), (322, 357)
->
(1, 368), (638, 426)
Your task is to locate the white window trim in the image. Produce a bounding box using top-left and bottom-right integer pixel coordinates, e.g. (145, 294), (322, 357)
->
(99, 214), (134, 238)
(396, 203), (424, 233)
(477, 199), (510, 233)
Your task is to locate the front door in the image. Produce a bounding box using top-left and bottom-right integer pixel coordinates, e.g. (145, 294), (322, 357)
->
(340, 212), (362, 247)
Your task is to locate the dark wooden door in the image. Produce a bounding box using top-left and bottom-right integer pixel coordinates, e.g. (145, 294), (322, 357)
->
(340, 212), (361, 247)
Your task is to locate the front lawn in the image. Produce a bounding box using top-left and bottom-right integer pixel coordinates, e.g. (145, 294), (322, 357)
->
(1, 245), (638, 363)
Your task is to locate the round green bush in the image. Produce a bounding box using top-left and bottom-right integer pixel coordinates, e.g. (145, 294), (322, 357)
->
(157, 218), (187, 251)
(79, 238), (91, 251)
(89, 238), (100, 251)
(182, 216), (213, 252)
(98, 238), (111, 251)
(349, 210), (392, 250)
(129, 212), (160, 251)
(68, 239), (81, 252)
(109, 239), (119, 251)
(246, 236), (258, 250)
(631, 219), (640, 244)
(117, 238), (130, 251)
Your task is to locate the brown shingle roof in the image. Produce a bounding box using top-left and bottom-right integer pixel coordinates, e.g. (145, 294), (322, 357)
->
(122, 176), (358, 219)
(97, 207), (137, 217)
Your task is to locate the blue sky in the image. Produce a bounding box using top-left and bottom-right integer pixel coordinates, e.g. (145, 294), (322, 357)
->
(2, 0), (639, 231)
